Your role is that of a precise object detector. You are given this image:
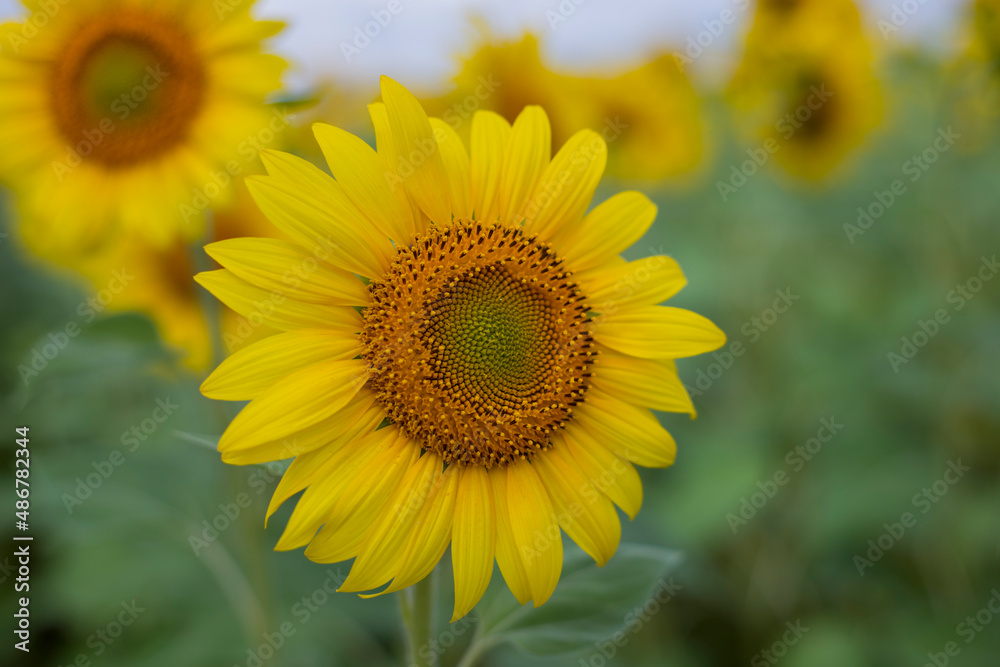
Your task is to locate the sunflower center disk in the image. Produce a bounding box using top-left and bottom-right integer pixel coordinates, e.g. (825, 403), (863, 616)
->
(50, 11), (207, 168)
(362, 222), (597, 468)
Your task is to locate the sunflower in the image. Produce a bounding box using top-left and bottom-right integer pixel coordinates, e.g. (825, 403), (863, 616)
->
(421, 33), (703, 182)
(729, 0), (881, 180)
(196, 77), (726, 619)
(0, 0), (286, 256)
(67, 179), (279, 370)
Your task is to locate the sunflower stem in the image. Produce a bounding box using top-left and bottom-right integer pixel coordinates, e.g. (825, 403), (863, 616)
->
(399, 573), (437, 667)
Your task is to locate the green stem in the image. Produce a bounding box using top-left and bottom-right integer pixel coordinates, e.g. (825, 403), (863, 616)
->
(399, 574), (437, 667)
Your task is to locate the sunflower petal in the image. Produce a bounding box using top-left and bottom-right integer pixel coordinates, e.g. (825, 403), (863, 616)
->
(451, 467), (496, 620)
(312, 122), (413, 242)
(596, 305), (727, 359)
(470, 110), (511, 223)
(583, 256), (686, 312)
(429, 118), (472, 220)
(561, 429), (643, 520)
(554, 191), (657, 270)
(534, 443), (621, 566)
(380, 76), (452, 225)
(339, 452), (444, 592)
(590, 349), (695, 415)
(202, 330), (362, 401)
(489, 466), (533, 605)
(498, 106), (551, 225)
(506, 459), (562, 606)
(218, 358), (368, 454)
(572, 389), (677, 468)
(524, 129), (606, 240)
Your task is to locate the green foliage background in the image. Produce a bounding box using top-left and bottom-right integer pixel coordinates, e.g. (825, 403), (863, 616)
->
(1, 56), (999, 666)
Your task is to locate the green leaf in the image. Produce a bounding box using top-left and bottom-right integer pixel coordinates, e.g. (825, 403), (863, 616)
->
(473, 543), (682, 658)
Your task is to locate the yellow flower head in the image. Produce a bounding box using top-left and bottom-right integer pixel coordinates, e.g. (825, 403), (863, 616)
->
(423, 33), (703, 182)
(196, 77), (726, 620)
(730, 0), (882, 180)
(0, 0), (287, 255)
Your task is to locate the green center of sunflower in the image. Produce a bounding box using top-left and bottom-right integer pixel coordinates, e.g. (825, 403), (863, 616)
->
(361, 222), (596, 468)
(49, 10), (206, 168)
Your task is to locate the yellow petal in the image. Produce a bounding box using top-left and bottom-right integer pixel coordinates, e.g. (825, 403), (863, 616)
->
(560, 429), (643, 520)
(596, 305), (727, 359)
(553, 191), (657, 271)
(264, 392), (384, 518)
(429, 118), (472, 220)
(195, 269), (363, 332)
(218, 358), (368, 454)
(572, 389), (676, 468)
(277, 426), (403, 550)
(245, 168), (392, 278)
(470, 110), (511, 223)
(590, 349), (695, 415)
(498, 106), (551, 225)
(205, 237), (369, 306)
(368, 101), (422, 235)
(534, 444), (621, 566)
(202, 329), (362, 401)
(339, 452), (444, 592)
(312, 122), (413, 243)
(583, 256), (686, 313)
(233, 390), (383, 468)
(451, 467), (496, 620)
(489, 466), (533, 605)
(507, 459), (562, 606)
(360, 463), (460, 597)
(303, 435), (421, 561)
(524, 129), (606, 241)
(380, 76), (453, 225)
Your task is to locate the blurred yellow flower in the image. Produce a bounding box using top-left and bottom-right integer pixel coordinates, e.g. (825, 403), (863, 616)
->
(67, 180), (278, 371)
(196, 77), (725, 620)
(729, 0), (882, 181)
(422, 33), (703, 182)
(0, 0), (287, 256)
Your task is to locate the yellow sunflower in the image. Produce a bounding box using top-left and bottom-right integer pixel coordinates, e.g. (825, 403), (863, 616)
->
(0, 0), (287, 256)
(196, 77), (726, 620)
(729, 0), (882, 180)
(66, 179), (278, 370)
(422, 33), (703, 182)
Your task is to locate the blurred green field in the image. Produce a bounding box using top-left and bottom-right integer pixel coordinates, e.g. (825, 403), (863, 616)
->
(2, 55), (999, 667)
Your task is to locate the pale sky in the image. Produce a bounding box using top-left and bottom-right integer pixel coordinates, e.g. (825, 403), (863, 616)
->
(0, 0), (969, 91)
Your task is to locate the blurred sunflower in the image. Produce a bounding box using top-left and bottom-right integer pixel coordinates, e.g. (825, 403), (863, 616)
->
(0, 0), (286, 256)
(69, 180), (278, 370)
(196, 77), (725, 619)
(952, 0), (1000, 147)
(422, 33), (703, 182)
(729, 0), (881, 180)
